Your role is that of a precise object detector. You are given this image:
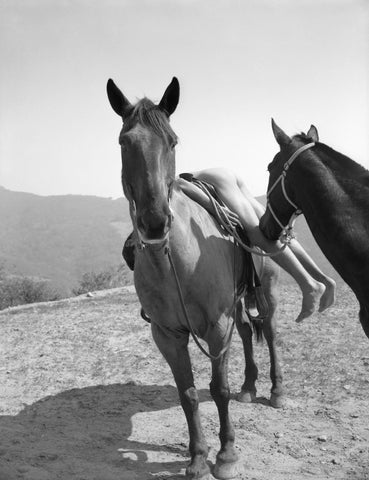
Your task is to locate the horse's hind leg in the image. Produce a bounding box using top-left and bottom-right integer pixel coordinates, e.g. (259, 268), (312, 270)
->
(359, 303), (369, 339)
(208, 322), (239, 480)
(261, 261), (284, 408)
(151, 324), (210, 480)
(235, 302), (258, 403)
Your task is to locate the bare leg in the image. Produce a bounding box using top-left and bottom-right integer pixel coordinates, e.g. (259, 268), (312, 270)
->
(193, 168), (325, 322)
(237, 175), (336, 312)
(289, 239), (336, 312)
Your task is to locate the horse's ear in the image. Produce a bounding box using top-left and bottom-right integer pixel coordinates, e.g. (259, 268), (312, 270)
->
(158, 77), (180, 117)
(271, 119), (291, 146)
(307, 124), (319, 142)
(106, 79), (132, 118)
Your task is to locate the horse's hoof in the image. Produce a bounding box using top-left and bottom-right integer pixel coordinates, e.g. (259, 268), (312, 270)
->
(236, 390), (256, 403)
(185, 461), (211, 479)
(270, 393), (285, 409)
(213, 460), (240, 479)
(185, 472), (211, 480)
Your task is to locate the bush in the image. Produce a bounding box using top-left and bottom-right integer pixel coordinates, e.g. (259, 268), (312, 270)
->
(73, 264), (133, 296)
(0, 273), (61, 310)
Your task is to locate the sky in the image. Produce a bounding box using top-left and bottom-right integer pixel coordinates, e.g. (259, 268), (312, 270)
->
(1, 0), (368, 199)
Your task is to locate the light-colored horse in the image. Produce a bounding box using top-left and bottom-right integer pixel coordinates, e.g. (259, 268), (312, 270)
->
(107, 77), (281, 479)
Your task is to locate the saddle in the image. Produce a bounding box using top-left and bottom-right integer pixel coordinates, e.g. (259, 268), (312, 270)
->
(122, 174), (269, 325)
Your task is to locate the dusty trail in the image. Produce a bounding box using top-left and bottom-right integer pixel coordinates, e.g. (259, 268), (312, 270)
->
(0, 284), (368, 479)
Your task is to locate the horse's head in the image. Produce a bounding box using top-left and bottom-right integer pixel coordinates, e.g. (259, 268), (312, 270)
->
(259, 120), (319, 241)
(107, 77), (180, 245)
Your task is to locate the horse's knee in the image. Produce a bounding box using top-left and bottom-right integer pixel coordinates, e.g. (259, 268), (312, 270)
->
(210, 382), (230, 402)
(183, 386), (200, 411)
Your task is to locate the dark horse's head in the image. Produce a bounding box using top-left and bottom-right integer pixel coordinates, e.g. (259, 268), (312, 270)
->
(107, 77), (180, 244)
(259, 120), (319, 241)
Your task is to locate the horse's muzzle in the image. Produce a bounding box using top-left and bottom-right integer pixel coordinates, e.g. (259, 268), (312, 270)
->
(137, 210), (173, 245)
(259, 211), (281, 241)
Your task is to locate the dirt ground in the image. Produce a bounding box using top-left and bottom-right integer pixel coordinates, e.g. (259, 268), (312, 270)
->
(0, 283), (368, 480)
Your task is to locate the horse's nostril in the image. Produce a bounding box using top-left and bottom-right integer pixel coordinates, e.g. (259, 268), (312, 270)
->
(138, 213), (170, 240)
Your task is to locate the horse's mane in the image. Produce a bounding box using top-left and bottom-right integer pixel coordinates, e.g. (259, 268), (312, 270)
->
(123, 98), (178, 147)
(293, 133), (369, 186)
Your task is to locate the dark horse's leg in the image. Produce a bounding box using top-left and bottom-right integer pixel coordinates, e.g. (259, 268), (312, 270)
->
(151, 323), (210, 480)
(208, 319), (239, 480)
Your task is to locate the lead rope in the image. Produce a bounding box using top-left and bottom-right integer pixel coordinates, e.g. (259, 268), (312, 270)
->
(192, 179), (289, 257)
(165, 244), (237, 361)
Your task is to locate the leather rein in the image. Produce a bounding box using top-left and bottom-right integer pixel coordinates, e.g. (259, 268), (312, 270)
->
(127, 143), (314, 361)
(266, 142), (315, 242)
(128, 188), (239, 361)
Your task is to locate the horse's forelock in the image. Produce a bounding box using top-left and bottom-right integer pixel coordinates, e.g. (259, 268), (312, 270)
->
(293, 132), (315, 143)
(124, 98), (178, 147)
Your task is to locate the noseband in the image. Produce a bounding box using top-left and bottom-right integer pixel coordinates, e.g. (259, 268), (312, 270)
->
(266, 142), (315, 242)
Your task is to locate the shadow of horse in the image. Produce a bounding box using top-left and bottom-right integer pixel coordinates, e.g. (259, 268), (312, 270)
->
(0, 383), (212, 480)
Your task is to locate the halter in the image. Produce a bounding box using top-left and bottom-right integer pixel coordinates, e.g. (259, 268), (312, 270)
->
(127, 184), (173, 250)
(266, 142), (315, 241)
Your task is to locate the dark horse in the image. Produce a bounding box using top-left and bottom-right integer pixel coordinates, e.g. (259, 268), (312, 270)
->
(107, 78), (281, 479)
(260, 120), (369, 339)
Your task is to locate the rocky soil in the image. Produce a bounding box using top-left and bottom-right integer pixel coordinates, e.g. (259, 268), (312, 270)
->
(0, 283), (368, 479)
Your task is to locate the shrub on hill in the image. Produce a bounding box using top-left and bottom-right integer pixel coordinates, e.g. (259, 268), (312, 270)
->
(73, 264), (133, 296)
(0, 266), (61, 310)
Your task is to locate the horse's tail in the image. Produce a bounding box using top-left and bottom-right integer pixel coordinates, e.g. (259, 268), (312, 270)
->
(249, 316), (264, 343)
(244, 283), (268, 343)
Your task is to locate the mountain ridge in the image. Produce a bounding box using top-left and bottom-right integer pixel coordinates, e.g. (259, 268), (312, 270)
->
(0, 185), (340, 295)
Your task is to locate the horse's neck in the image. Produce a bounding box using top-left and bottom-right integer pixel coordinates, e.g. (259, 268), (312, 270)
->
(291, 150), (369, 247)
(292, 149), (368, 213)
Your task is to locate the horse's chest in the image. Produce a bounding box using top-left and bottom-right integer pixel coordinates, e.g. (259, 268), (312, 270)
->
(133, 252), (232, 331)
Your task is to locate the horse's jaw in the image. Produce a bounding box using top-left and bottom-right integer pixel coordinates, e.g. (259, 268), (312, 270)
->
(137, 230), (170, 247)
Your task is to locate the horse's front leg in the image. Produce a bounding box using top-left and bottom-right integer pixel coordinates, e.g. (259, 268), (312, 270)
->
(208, 322), (239, 480)
(151, 323), (210, 480)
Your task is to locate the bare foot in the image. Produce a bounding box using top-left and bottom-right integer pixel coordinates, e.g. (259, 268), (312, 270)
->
(318, 277), (336, 312)
(296, 282), (325, 323)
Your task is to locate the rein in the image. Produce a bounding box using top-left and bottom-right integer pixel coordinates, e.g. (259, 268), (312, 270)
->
(267, 142), (315, 241)
(192, 179), (288, 257)
(166, 245), (237, 361)
(128, 196), (237, 361)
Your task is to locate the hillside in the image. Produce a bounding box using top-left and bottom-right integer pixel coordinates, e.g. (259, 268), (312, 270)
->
(0, 185), (341, 297)
(0, 284), (368, 479)
(0, 186), (133, 294)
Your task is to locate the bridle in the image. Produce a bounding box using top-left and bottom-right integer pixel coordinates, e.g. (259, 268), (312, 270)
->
(126, 183), (174, 250)
(266, 142), (315, 242)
